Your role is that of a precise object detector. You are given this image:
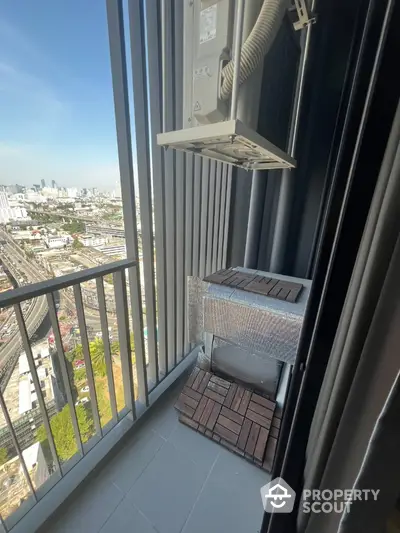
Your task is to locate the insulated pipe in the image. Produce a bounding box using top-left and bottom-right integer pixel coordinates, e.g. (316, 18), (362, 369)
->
(269, 2), (315, 273)
(222, 0), (289, 101)
(230, 0), (246, 120)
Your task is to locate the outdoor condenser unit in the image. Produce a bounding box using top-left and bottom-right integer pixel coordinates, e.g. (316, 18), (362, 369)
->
(157, 0), (297, 171)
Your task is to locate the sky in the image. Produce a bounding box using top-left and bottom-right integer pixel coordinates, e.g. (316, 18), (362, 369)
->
(0, 0), (127, 191)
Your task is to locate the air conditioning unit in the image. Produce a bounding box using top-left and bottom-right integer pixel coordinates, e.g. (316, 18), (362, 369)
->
(157, 0), (296, 171)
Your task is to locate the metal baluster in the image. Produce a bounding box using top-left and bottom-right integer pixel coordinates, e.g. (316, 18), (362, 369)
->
(0, 390), (36, 502)
(113, 269), (136, 418)
(73, 285), (101, 437)
(14, 303), (61, 476)
(96, 277), (118, 424)
(47, 292), (84, 457)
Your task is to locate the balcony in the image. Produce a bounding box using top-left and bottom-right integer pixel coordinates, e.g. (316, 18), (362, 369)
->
(0, 260), (270, 533)
(44, 375), (268, 533)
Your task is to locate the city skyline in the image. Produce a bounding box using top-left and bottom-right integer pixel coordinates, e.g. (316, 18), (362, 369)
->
(0, 1), (136, 190)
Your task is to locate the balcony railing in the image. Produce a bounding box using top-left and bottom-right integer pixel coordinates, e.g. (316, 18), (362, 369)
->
(0, 259), (198, 532)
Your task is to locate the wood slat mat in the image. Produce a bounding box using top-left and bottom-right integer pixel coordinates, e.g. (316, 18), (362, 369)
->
(175, 367), (281, 471)
(204, 268), (303, 303)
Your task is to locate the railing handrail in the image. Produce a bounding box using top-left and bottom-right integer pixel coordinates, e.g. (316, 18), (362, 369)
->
(0, 258), (136, 308)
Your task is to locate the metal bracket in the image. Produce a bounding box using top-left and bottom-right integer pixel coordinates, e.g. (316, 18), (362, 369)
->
(291, 0), (316, 31)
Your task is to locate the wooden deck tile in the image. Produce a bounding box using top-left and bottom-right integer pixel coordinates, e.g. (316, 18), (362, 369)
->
(251, 393), (275, 411)
(207, 381), (229, 397)
(204, 388), (225, 404)
(248, 401), (274, 420)
(214, 423), (238, 445)
(192, 396), (208, 423)
(237, 418), (252, 451)
(210, 375), (231, 389)
(175, 367), (280, 472)
(231, 386), (244, 412)
(238, 389), (251, 415)
(220, 406), (244, 425)
(192, 369), (205, 391)
(217, 414), (241, 435)
(246, 408), (272, 430)
(199, 398), (215, 427)
(223, 383), (237, 408)
(245, 423), (260, 456)
(206, 401), (222, 430)
(197, 372), (211, 394)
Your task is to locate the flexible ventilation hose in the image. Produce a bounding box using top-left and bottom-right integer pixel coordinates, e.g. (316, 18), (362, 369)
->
(220, 0), (289, 101)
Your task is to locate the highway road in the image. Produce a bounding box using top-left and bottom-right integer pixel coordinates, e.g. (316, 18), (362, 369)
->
(0, 229), (119, 389)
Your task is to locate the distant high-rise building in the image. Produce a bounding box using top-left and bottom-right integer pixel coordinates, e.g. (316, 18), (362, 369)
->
(51, 180), (57, 189)
(41, 179), (46, 189)
(33, 184), (41, 192)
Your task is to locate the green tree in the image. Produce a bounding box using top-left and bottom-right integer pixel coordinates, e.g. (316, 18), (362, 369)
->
(89, 338), (107, 377)
(36, 405), (94, 461)
(0, 447), (8, 466)
(72, 238), (83, 250)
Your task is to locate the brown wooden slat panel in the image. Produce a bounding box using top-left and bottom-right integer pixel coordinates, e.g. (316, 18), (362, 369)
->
(248, 401), (274, 420)
(206, 401), (221, 430)
(217, 414), (241, 435)
(277, 288), (290, 300)
(204, 388), (225, 404)
(186, 366), (200, 388)
(180, 393), (198, 410)
(207, 381), (228, 397)
(204, 268), (234, 284)
(245, 422), (260, 455)
(251, 393), (275, 411)
(286, 286), (303, 303)
(198, 372), (211, 394)
(199, 398), (215, 427)
(222, 272), (255, 288)
(175, 399), (195, 418)
(254, 427), (269, 462)
(183, 386), (201, 402)
(210, 375), (231, 389)
(178, 369), (274, 469)
(192, 369), (205, 391)
(237, 418), (252, 451)
(224, 383), (237, 408)
(180, 414), (199, 430)
(220, 406), (244, 425)
(272, 416), (281, 429)
(214, 423), (238, 445)
(231, 386), (244, 412)
(238, 389), (252, 415)
(246, 408), (271, 430)
(269, 283), (283, 298)
(193, 396), (208, 422)
(270, 426), (280, 438)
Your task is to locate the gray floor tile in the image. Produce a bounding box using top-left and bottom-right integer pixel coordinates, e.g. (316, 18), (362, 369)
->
(181, 449), (270, 533)
(127, 441), (209, 533)
(100, 498), (157, 533)
(49, 471), (124, 533)
(146, 397), (179, 440)
(100, 426), (165, 494)
(168, 420), (221, 471)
